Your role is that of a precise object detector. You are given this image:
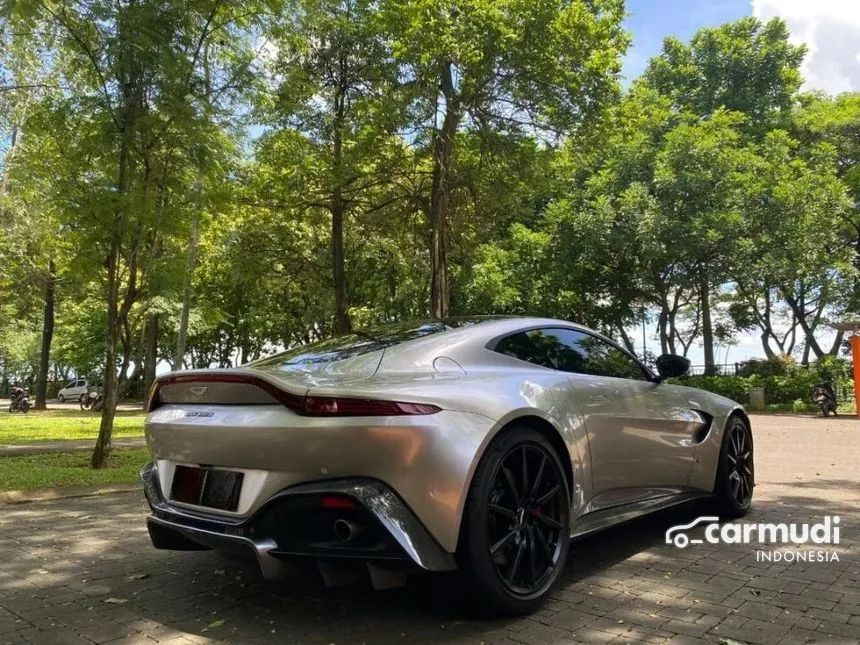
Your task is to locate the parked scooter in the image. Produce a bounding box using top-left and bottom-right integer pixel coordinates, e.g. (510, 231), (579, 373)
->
(80, 387), (104, 412)
(812, 382), (838, 417)
(9, 387), (31, 413)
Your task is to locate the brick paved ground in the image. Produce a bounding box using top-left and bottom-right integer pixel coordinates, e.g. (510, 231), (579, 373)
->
(1, 414), (859, 645)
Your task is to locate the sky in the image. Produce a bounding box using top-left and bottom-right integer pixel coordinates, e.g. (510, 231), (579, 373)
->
(621, 0), (860, 365)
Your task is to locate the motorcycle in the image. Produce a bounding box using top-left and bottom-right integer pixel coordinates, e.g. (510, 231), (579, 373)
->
(9, 388), (31, 414)
(80, 388), (104, 412)
(812, 382), (838, 417)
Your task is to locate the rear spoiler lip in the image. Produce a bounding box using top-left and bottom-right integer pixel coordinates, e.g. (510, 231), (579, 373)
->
(147, 372), (308, 413)
(146, 370), (442, 416)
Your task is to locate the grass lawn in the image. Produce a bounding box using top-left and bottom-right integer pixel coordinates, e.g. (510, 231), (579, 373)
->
(0, 448), (150, 491)
(0, 409), (145, 444)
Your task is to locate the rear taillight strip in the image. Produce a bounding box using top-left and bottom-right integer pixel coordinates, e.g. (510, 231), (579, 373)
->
(147, 374), (441, 417)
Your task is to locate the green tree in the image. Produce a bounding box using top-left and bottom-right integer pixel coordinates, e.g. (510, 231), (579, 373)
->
(5, 0), (260, 466)
(384, 0), (629, 317)
(639, 16), (808, 370)
(794, 92), (860, 320)
(643, 17), (805, 133)
(259, 0), (408, 333)
(730, 130), (851, 361)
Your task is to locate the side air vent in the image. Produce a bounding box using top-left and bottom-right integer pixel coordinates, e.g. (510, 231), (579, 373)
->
(691, 410), (714, 444)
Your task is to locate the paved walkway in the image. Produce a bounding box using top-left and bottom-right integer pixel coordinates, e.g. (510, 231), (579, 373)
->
(0, 438), (146, 456)
(0, 415), (859, 644)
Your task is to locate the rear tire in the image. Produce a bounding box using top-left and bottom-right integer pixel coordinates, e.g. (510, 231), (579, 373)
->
(713, 416), (754, 518)
(457, 426), (570, 616)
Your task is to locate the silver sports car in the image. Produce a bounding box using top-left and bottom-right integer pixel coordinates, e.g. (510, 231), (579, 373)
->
(141, 316), (753, 615)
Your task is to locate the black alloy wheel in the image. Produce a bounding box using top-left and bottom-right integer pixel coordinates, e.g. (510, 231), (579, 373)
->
(458, 427), (570, 616)
(726, 423), (753, 506)
(714, 416), (754, 517)
(487, 444), (567, 596)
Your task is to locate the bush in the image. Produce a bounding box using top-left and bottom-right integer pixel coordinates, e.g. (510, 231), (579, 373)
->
(736, 356), (795, 377)
(676, 371), (822, 405)
(810, 356), (853, 388)
(791, 399), (808, 413)
(678, 356), (855, 406)
(674, 375), (750, 402)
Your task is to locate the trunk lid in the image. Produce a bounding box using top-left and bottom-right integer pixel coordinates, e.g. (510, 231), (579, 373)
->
(150, 349), (384, 408)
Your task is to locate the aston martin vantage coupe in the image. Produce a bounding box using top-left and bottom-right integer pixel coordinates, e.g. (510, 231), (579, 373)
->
(141, 316), (754, 615)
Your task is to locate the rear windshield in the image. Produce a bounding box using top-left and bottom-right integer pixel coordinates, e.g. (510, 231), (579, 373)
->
(250, 317), (502, 367)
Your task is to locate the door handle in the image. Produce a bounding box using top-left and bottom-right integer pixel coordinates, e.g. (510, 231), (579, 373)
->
(590, 394), (609, 402)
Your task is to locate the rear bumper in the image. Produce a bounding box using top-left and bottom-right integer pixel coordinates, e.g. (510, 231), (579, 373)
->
(140, 463), (456, 575)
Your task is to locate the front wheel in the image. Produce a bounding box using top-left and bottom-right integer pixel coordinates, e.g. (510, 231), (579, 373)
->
(714, 416), (754, 518)
(457, 427), (570, 616)
(58, 394), (65, 403)
(20, 400), (29, 414)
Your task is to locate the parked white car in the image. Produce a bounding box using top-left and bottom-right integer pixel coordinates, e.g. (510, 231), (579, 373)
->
(57, 379), (89, 402)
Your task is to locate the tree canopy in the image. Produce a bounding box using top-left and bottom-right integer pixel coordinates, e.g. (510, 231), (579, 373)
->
(0, 5), (857, 465)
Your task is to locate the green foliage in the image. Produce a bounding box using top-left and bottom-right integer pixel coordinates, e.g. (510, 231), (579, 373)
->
(383, 0), (630, 135)
(736, 356), (796, 377)
(678, 358), (855, 406)
(642, 17), (805, 130)
(0, 7), (859, 434)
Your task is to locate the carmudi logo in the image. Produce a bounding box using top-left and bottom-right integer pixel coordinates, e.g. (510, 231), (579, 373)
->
(665, 515), (842, 563)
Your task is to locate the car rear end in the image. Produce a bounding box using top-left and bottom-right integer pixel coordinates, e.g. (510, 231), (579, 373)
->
(140, 347), (495, 584)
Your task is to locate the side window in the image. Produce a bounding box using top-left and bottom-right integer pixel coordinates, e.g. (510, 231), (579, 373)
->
(66, 381), (76, 389)
(495, 328), (648, 380)
(495, 332), (558, 369)
(572, 333), (650, 380)
(76, 380), (85, 388)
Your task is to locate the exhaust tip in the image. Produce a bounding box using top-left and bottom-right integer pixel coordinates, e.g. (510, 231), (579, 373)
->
(333, 519), (359, 543)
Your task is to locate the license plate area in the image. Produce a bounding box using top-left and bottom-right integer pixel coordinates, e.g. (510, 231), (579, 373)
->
(170, 465), (243, 511)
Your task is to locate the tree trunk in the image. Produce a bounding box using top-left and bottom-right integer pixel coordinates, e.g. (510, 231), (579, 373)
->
(656, 287), (670, 355)
(828, 330), (845, 357)
(699, 273), (716, 374)
(331, 89), (351, 334)
(117, 316), (133, 394)
(121, 311), (147, 399)
(92, 131), (130, 469)
(331, 203), (350, 334)
(174, 201), (200, 370)
(143, 313), (159, 395)
(429, 62), (460, 319)
(785, 295), (825, 359)
(616, 326), (636, 354)
(34, 260), (56, 410)
(92, 232), (122, 468)
(760, 332), (776, 360)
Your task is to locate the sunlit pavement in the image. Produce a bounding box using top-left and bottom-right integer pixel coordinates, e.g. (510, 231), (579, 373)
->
(1, 414), (859, 644)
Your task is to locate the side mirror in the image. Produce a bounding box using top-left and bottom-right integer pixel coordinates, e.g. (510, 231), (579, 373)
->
(655, 354), (690, 382)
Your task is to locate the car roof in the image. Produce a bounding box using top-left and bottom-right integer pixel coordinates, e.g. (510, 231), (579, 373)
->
(374, 315), (642, 373)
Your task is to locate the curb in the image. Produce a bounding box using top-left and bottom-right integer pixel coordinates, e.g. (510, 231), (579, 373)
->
(0, 483), (141, 505)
